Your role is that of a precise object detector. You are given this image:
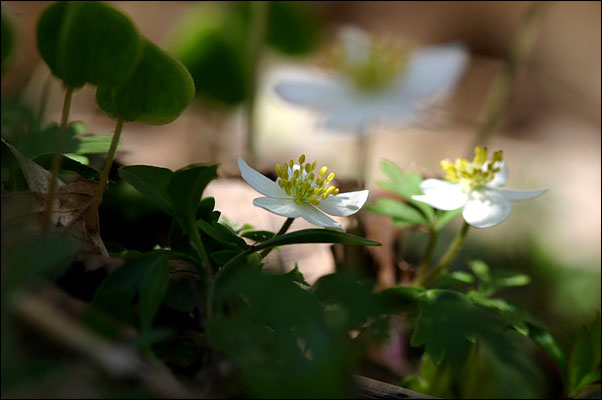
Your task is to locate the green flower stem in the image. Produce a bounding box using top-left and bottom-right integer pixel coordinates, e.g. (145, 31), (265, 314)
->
(471, 1), (551, 151)
(208, 217), (296, 317)
(418, 221), (470, 287)
(244, 0), (268, 166)
(415, 227), (439, 284)
(84, 117), (124, 227)
(42, 86), (74, 232)
(260, 217), (294, 258)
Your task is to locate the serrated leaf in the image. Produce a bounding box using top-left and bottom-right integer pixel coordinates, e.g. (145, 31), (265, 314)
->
(37, 1), (143, 87)
(119, 165), (174, 215)
(96, 37), (195, 124)
(366, 198), (426, 225)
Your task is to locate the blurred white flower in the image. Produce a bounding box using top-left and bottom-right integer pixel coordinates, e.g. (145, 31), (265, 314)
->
(274, 26), (469, 133)
(412, 146), (548, 228)
(238, 155), (369, 231)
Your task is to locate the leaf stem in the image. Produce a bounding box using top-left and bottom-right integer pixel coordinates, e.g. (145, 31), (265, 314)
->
(84, 118), (124, 227)
(415, 227), (439, 284)
(418, 221), (470, 287)
(260, 217), (294, 258)
(42, 86), (74, 233)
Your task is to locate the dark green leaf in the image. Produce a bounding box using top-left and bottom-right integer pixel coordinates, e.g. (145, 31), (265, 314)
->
(241, 230), (275, 242)
(138, 252), (169, 331)
(196, 219), (248, 250)
(96, 37), (195, 124)
(283, 265), (310, 287)
(210, 249), (240, 265)
(264, 1), (323, 55)
(119, 165), (174, 215)
(33, 153), (101, 180)
(248, 228), (380, 253)
(527, 323), (567, 375)
(1, 234), (79, 296)
(167, 164), (218, 238)
(568, 319), (600, 396)
(37, 1), (143, 87)
(380, 285), (425, 314)
(432, 271), (475, 288)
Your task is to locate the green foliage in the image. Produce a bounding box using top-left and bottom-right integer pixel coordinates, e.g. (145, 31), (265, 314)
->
(369, 160), (461, 230)
(37, 1), (143, 88)
(568, 313), (601, 397)
(119, 165), (174, 215)
(247, 228), (380, 251)
(96, 38), (195, 124)
(168, 4), (249, 106)
(1, 7), (15, 74)
(1, 234), (80, 297)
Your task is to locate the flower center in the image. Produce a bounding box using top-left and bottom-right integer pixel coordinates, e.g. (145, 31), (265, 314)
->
(322, 29), (408, 92)
(275, 154), (340, 205)
(440, 146), (503, 191)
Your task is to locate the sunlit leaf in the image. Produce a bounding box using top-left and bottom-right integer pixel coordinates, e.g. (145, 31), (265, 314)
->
(366, 198), (427, 226)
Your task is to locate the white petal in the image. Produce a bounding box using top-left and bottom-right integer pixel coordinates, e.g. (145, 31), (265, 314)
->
(398, 42), (469, 100)
(462, 190), (512, 228)
(488, 161), (508, 187)
(496, 188), (548, 202)
(412, 179), (468, 210)
(253, 197), (303, 218)
(238, 157), (287, 198)
(296, 203), (344, 231)
(274, 80), (339, 108)
(316, 190), (369, 217)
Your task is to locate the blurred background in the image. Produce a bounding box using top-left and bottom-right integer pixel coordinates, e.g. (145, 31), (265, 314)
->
(2, 0), (600, 380)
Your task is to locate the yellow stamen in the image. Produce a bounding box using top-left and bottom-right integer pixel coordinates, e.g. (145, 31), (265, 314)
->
(275, 155), (340, 206)
(440, 146), (505, 190)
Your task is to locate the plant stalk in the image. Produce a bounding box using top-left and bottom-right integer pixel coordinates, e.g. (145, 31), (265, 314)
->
(418, 221), (470, 287)
(260, 217), (294, 258)
(42, 86), (74, 232)
(84, 118), (124, 227)
(415, 227), (439, 284)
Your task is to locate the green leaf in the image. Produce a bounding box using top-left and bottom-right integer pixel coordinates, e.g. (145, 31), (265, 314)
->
(432, 271), (475, 288)
(196, 219), (248, 250)
(138, 252), (169, 332)
(168, 4), (248, 106)
(283, 265), (310, 287)
(247, 228), (380, 253)
(241, 230), (275, 242)
(380, 285), (425, 314)
(410, 289), (481, 366)
(119, 165), (174, 215)
(37, 1), (143, 87)
(366, 198), (427, 226)
(33, 154), (101, 180)
(210, 249), (240, 265)
(97, 37), (195, 124)
(167, 164), (218, 238)
(527, 323), (567, 376)
(377, 160), (435, 222)
(1, 234), (80, 297)
(568, 318), (601, 396)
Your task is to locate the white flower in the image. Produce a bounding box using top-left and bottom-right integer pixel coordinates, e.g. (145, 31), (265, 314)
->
(237, 155), (369, 231)
(274, 26), (469, 133)
(412, 146), (548, 228)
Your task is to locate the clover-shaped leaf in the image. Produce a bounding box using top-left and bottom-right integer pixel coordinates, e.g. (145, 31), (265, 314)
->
(96, 38), (195, 124)
(37, 1), (143, 88)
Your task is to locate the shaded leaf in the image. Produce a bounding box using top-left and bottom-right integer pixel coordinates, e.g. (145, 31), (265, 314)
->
(241, 230), (275, 242)
(139, 252), (169, 331)
(248, 228), (380, 253)
(119, 165), (174, 215)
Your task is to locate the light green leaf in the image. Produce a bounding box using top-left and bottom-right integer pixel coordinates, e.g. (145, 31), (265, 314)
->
(366, 198), (426, 226)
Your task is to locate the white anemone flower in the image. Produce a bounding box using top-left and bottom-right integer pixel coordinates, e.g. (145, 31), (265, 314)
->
(412, 146), (548, 228)
(237, 155), (369, 231)
(274, 26), (469, 133)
